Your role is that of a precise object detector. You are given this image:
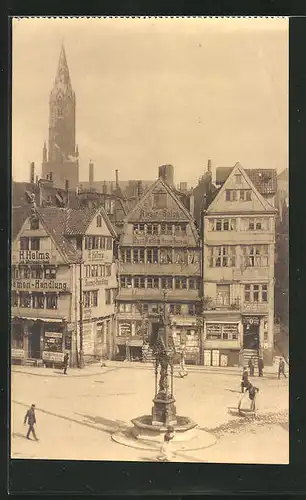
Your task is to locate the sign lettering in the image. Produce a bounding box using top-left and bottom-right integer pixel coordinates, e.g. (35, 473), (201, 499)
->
(84, 278), (108, 287)
(139, 209), (185, 220)
(42, 351), (64, 362)
(45, 331), (63, 338)
(84, 308), (92, 319)
(12, 279), (69, 292)
(11, 348), (25, 358)
(242, 316), (260, 325)
(19, 250), (50, 262)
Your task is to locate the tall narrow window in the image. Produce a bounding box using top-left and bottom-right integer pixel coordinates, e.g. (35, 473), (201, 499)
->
(20, 238), (29, 250)
(30, 238), (40, 250)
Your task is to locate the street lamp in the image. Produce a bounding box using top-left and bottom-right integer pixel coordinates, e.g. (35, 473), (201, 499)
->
(78, 256), (84, 368)
(151, 290), (177, 426)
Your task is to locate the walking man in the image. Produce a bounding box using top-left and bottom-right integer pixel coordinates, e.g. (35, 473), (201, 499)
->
(63, 352), (69, 375)
(278, 357), (287, 379)
(258, 357), (264, 377)
(248, 357), (255, 377)
(24, 404), (38, 441)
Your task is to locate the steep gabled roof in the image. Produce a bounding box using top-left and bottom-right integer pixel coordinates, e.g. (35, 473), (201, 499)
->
(207, 162), (277, 214)
(124, 177), (199, 240)
(12, 206), (31, 241)
(36, 208), (80, 264)
(216, 167), (277, 196)
(64, 207), (117, 238)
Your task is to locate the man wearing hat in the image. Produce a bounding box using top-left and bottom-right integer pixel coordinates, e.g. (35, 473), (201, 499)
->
(24, 404), (38, 441)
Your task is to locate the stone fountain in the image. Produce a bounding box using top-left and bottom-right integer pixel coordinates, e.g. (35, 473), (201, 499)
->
(112, 293), (216, 455)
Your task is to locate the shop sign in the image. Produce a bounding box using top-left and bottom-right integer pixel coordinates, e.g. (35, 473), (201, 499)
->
(45, 331), (63, 338)
(84, 308), (92, 319)
(84, 278), (108, 287)
(242, 316), (260, 326)
(119, 323), (131, 336)
(139, 209), (185, 220)
(12, 279), (69, 292)
(87, 250), (105, 262)
(42, 351), (64, 362)
(19, 250), (51, 263)
(11, 348), (24, 358)
(132, 235), (187, 246)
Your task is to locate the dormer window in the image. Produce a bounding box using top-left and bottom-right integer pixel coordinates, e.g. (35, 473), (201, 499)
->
(96, 215), (102, 227)
(30, 218), (39, 230)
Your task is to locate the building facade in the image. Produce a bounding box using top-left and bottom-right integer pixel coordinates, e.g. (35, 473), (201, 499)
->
(116, 167), (201, 362)
(202, 163), (277, 367)
(41, 44), (79, 190)
(11, 203), (117, 366)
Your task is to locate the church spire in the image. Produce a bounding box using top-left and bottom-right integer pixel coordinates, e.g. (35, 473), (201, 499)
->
(54, 43), (72, 90)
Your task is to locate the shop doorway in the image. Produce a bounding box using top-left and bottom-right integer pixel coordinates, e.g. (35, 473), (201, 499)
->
(243, 323), (259, 350)
(29, 322), (41, 359)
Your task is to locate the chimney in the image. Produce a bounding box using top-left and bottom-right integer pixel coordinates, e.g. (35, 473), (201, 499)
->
(49, 172), (53, 182)
(65, 179), (69, 191)
(158, 164), (174, 187)
(207, 159), (212, 173)
(189, 190), (195, 218)
(30, 162), (35, 184)
(102, 181), (107, 194)
(89, 161), (94, 186)
(43, 142), (47, 163)
(180, 182), (187, 192)
(115, 169), (119, 189)
(137, 181), (143, 199)
(35, 175), (39, 186)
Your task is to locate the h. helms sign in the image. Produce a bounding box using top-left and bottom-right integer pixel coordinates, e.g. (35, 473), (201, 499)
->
(19, 250), (50, 263)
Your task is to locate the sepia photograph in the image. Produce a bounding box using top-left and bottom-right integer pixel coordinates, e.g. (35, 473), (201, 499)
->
(11, 16), (289, 464)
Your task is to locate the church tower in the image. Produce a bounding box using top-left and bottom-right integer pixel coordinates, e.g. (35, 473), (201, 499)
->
(42, 44), (79, 190)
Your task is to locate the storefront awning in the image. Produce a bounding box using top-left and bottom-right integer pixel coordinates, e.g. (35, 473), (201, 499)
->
(11, 316), (64, 323)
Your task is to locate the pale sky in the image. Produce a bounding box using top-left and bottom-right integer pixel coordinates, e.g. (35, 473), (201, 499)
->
(12, 17), (288, 187)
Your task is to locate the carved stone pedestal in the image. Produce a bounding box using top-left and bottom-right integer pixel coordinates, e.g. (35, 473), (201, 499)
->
(152, 395), (177, 427)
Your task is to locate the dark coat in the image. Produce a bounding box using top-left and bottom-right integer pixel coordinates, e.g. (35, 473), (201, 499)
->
(242, 371), (249, 385)
(279, 360), (285, 371)
(258, 359), (264, 369)
(63, 354), (69, 366)
(24, 408), (36, 425)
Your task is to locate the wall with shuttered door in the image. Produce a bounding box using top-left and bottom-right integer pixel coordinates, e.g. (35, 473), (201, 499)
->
(212, 349), (220, 366)
(203, 349), (211, 366)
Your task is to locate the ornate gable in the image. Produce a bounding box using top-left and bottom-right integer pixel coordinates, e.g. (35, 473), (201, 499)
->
(126, 178), (191, 223)
(207, 163), (277, 215)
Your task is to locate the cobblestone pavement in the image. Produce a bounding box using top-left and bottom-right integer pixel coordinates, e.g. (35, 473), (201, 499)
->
(11, 363), (289, 463)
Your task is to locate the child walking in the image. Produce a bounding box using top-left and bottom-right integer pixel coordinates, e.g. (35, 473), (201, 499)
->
(158, 426), (175, 461)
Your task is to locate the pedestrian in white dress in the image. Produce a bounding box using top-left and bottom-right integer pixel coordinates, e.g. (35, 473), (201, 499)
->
(158, 426), (175, 461)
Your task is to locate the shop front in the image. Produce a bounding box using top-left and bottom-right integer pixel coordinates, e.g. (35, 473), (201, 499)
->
(116, 319), (144, 361)
(242, 316), (260, 351)
(171, 318), (200, 365)
(11, 316), (68, 367)
(203, 315), (242, 367)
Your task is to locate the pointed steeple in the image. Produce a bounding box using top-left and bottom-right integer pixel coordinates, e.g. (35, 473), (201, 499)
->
(54, 43), (72, 91)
